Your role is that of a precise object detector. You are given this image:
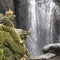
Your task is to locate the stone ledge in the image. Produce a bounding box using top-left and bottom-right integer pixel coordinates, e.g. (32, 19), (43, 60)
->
(30, 53), (56, 60)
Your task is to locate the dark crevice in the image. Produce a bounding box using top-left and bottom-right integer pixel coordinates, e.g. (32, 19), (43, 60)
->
(13, 0), (21, 28)
(13, 0), (28, 30)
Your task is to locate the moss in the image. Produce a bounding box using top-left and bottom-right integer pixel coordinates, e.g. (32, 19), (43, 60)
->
(0, 49), (3, 60)
(1, 25), (20, 43)
(0, 10), (30, 60)
(0, 9), (15, 28)
(1, 29), (26, 52)
(5, 9), (15, 21)
(0, 26), (27, 60)
(0, 18), (14, 28)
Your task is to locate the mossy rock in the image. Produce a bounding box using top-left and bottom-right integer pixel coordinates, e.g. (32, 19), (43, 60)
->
(0, 10), (30, 60)
(0, 25), (27, 60)
(0, 9), (15, 28)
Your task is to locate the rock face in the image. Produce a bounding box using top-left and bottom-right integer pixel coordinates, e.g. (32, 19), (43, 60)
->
(0, 0), (14, 14)
(14, 0), (28, 30)
(0, 0), (28, 30)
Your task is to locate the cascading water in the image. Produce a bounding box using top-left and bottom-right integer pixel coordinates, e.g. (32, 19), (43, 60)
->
(26, 0), (39, 56)
(26, 0), (59, 56)
(36, 0), (55, 45)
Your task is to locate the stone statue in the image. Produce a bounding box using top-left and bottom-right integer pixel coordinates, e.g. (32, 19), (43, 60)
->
(0, 9), (31, 60)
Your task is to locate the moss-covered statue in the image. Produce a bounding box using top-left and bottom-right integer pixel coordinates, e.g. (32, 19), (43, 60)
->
(0, 9), (31, 60)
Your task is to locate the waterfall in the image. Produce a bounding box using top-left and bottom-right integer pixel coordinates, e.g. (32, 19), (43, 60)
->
(26, 0), (58, 56)
(27, 0), (39, 56)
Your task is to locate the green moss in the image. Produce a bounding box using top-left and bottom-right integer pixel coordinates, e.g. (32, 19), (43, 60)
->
(0, 10), (30, 60)
(0, 49), (3, 60)
(1, 25), (20, 43)
(0, 19), (14, 28)
(0, 26), (27, 60)
(0, 9), (15, 28)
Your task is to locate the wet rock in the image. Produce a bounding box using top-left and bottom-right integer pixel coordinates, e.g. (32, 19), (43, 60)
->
(30, 53), (56, 60)
(42, 43), (60, 55)
(51, 56), (60, 60)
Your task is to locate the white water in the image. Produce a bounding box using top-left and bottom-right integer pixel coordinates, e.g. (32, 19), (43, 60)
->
(36, 0), (55, 44)
(45, 0), (55, 43)
(27, 0), (39, 56)
(26, 0), (59, 56)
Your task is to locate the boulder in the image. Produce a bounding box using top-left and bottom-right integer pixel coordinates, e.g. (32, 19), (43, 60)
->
(42, 43), (60, 55)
